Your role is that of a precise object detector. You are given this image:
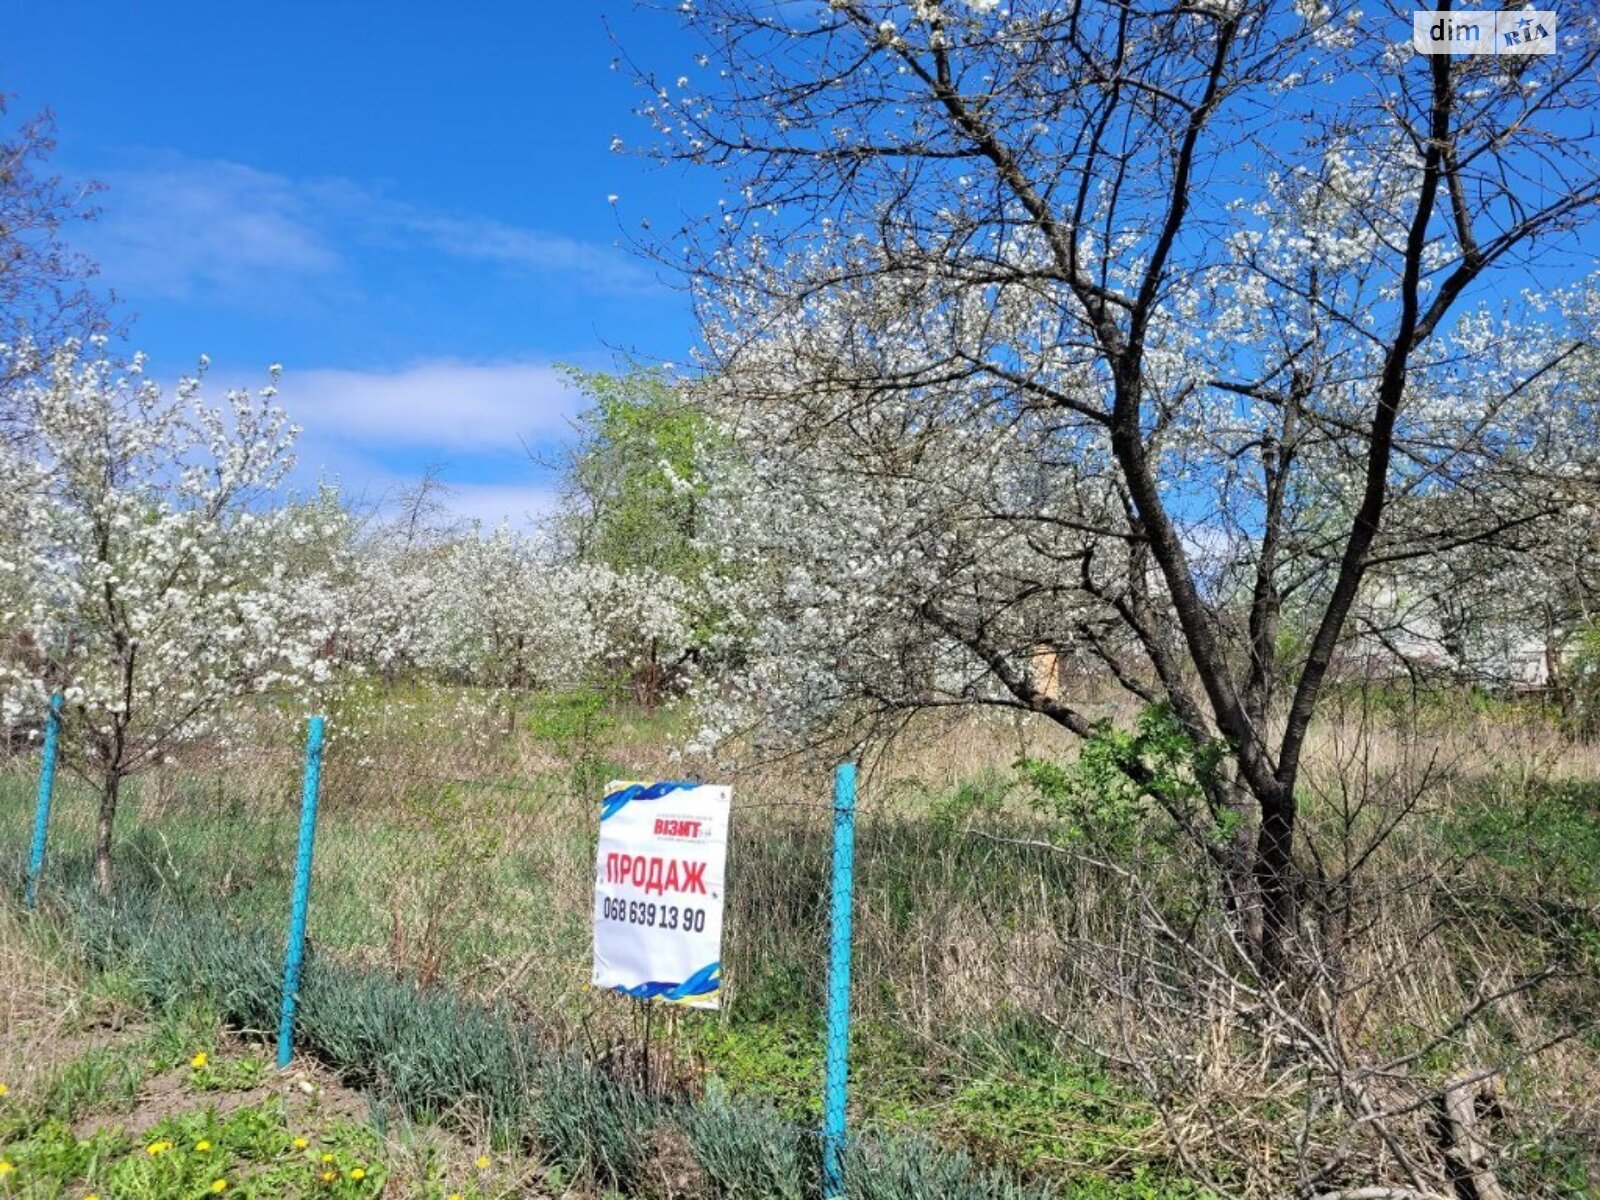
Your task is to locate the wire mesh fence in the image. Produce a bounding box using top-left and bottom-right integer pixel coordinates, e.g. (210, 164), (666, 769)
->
(4, 687), (1600, 1198)
(3, 693), (674, 1019)
(0, 690), (1092, 1198)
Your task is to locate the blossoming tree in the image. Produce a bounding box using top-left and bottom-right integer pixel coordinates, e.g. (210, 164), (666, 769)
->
(417, 524), (696, 709)
(637, 0), (1600, 972)
(553, 367), (715, 707)
(0, 342), (345, 893)
(0, 99), (113, 447)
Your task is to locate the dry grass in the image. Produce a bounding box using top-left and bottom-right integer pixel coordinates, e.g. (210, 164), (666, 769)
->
(6, 684), (1598, 1196)
(0, 902), (92, 1102)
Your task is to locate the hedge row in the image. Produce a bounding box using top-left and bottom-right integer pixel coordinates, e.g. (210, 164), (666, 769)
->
(21, 866), (1054, 1200)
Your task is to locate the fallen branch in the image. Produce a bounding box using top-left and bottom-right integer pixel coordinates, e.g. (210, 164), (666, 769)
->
(1438, 1070), (1508, 1200)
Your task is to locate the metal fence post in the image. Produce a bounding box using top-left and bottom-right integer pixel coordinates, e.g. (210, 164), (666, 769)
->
(822, 760), (858, 1198)
(277, 714), (326, 1069)
(24, 693), (64, 909)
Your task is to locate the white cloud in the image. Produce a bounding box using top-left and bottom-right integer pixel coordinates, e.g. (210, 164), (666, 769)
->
(276, 359), (583, 451)
(269, 360), (580, 532)
(85, 158), (346, 301)
(79, 153), (653, 304)
(403, 212), (657, 295)
(444, 482), (565, 529)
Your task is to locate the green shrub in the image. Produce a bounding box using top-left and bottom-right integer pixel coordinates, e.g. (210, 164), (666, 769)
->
(11, 861), (1162, 1200)
(529, 1056), (654, 1191)
(678, 1082), (813, 1199)
(845, 1133), (1056, 1200)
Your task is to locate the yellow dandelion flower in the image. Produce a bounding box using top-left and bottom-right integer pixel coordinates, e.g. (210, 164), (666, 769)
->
(320, 1169), (337, 1182)
(321, 1152), (335, 1162)
(448, 1195), (462, 1200)
(211, 1180), (227, 1193)
(0, 1082), (9, 1096)
(0, 1159), (14, 1176)
(349, 1167), (366, 1180)
(293, 1136), (309, 1149)
(475, 1154), (490, 1170)
(146, 1140), (173, 1156)
(190, 1052), (208, 1069)
(195, 1140), (212, 1153)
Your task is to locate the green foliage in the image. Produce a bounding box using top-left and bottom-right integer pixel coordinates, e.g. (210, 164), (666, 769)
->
(1498, 1131), (1600, 1200)
(41, 878), (528, 1138)
(1556, 621), (1600, 740)
(15, 875), (1111, 1200)
(1472, 780), (1600, 896)
(1017, 704), (1220, 853)
(1446, 779), (1600, 897)
(558, 366), (709, 585)
(1372, 1022), (1458, 1077)
(524, 688), (613, 751)
(528, 1058), (654, 1192)
(0, 1119), (133, 1196)
(188, 1054), (268, 1095)
(27, 1046), (148, 1124)
(300, 973), (536, 1137)
(690, 1017), (823, 1117)
(389, 782), (506, 988)
(0, 1093), (391, 1200)
(677, 1082), (813, 1199)
(0, 742), (1234, 1199)
(843, 1133), (1057, 1200)
(1442, 779), (1600, 966)
(930, 769), (1012, 830)
(1056, 1167), (1222, 1199)
(524, 687), (625, 798)
(725, 959), (814, 1028)
(948, 1071), (1148, 1170)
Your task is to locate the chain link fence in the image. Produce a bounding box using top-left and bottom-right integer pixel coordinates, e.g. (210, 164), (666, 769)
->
(5, 688), (1600, 1198)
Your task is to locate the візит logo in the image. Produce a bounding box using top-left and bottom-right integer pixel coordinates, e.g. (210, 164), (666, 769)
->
(1413, 9), (1556, 54)
(654, 815), (713, 841)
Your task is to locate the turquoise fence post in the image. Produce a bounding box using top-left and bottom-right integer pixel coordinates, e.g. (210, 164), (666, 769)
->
(24, 693), (64, 909)
(822, 760), (858, 1198)
(277, 714), (326, 1069)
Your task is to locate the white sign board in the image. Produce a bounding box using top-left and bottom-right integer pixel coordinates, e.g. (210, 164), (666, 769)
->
(592, 780), (731, 1008)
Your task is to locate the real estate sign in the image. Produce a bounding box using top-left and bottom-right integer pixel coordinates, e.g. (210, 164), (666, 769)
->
(592, 780), (731, 1009)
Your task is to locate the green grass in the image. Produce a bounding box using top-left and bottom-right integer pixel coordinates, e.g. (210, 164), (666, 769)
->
(1446, 778), (1600, 898)
(0, 969), (437, 1200)
(1441, 779), (1600, 971)
(8, 687), (1597, 1198)
(1, 1094), (401, 1200)
(0, 990), (226, 1140)
(8, 876), (1176, 1199)
(0, 754), (1450, 1199)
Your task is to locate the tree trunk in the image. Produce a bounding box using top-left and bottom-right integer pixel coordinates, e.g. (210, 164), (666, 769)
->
(644, 637), (661, 716)
(1215, 773), (1262, 944)
(95, 769), (121, 897)
(1543, 626), (1570, 726)
(1253, 782), (1298, 977)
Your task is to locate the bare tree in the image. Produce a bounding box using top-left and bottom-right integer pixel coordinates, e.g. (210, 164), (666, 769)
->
(632, 0), (1600, 973)
(0, 97), (112, 441)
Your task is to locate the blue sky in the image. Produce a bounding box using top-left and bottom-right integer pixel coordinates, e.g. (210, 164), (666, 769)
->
(3, 2), (714, 525)
(7, 4), (1593, 526)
